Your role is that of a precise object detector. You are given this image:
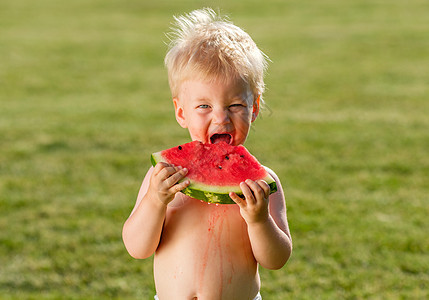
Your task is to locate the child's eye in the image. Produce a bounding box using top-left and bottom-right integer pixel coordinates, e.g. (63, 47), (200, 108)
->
(198, 104), (210, 109)
(229, 103), (246, 110)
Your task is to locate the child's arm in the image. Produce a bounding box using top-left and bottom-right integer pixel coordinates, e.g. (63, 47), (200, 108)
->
(230, 169), (292, 270)
(122, 163), (189, 259)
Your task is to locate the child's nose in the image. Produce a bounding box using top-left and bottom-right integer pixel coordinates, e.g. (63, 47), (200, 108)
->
(213, 108), (230, 125)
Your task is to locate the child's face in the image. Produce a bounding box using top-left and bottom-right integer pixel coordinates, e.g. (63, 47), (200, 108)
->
(173, 77), (258, 146)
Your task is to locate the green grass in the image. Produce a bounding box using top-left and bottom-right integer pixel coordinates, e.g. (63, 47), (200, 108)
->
(1, 0), (429, 299)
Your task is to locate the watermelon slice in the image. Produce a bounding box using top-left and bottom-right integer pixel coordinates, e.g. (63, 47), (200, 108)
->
(150, 141), (277, 204)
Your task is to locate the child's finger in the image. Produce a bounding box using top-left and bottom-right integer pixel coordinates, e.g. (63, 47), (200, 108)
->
(152, 162), (168, 176)
(164, 167), (188, 188)
(153, 162), (173, 177)
(257, 180), (271, 198)
(246, 179), (270, 202)
(157, 164), (181, 181)
(240, 181), (256, 205)
(169, 178), (190, 194)
(229, 192), (245, 207)
(245, 179), (265, 200)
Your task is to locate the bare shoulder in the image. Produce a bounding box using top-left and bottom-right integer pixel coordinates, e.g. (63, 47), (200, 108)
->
(263, 166), (290, 234)
(128, 166), (154, 217)
(263, 166), (286, 200)
(264, 166), (283, 185)
(138, 166), (154, 199)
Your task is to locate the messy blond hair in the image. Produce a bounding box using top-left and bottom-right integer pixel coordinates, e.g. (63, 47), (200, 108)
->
(164, 8), (268, 104)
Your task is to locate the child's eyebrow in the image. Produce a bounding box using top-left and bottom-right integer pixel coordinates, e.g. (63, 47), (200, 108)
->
(230, 97), (248, 104)
(232, 93), (253, 104)
(194, 97), (210, 103)
(235, 94), (249, 100)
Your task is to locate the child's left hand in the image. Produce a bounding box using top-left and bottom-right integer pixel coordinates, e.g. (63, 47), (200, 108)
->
(229, 179), (271, 224)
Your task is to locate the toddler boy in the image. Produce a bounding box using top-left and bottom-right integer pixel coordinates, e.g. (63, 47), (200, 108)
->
(123, 8), (292, 300)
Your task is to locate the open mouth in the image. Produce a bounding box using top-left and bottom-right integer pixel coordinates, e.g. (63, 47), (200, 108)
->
(210, 133), (232, 145)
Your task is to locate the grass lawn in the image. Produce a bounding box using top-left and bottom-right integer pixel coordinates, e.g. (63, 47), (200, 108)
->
(1, 0), (428, 299)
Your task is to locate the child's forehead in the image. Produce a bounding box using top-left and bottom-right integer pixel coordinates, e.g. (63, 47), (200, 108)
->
(181, 76), (252, 98)
(182, 72), (250, 91)
(178, 79), (254, 106)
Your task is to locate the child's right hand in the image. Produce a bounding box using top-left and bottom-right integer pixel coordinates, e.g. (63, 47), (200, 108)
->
(148, 162), (190, 206)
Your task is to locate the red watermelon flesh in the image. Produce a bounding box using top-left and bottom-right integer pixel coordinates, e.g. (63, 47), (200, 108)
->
(150, 141), (277, 204)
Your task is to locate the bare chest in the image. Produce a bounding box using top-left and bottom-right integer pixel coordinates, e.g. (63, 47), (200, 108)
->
(153, 195), (259, 298)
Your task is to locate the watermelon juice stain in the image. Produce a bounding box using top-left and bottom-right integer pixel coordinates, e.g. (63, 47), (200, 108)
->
(196, 204), (233, 293)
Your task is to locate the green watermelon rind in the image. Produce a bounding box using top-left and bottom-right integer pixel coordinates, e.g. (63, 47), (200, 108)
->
(151, 151), (278, 205)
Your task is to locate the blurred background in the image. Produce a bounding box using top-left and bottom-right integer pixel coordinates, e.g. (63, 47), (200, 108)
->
(1, 0), (428, 299)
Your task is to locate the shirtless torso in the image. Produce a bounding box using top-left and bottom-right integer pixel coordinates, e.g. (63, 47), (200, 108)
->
(154, 193), (260, 299)
(123, 166), (291, 300)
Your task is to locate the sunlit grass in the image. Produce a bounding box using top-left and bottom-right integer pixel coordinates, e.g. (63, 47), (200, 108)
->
(1, 0), (428, 298)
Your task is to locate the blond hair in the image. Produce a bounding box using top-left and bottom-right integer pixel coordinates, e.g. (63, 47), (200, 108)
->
(164, 8), (268, 104)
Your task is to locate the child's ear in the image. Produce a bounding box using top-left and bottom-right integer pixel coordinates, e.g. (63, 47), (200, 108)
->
(251, 94), (260, 122)
(173, 98), (187, 128)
